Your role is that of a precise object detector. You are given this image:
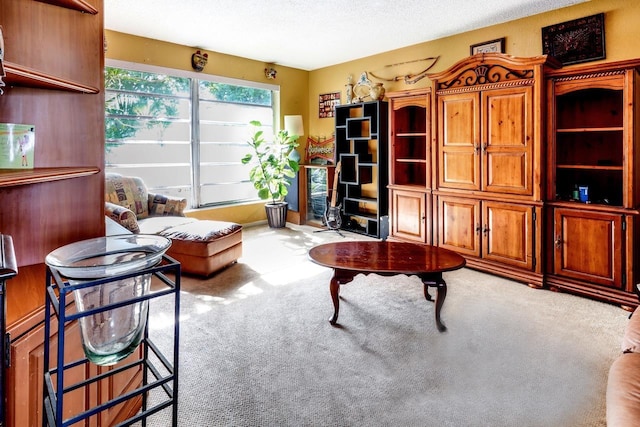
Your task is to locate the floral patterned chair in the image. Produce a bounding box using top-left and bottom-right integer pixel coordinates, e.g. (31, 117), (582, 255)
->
(105, 173), (242, 276)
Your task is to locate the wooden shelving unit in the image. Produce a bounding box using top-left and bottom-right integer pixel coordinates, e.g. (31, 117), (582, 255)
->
(550, 78), (627, 206)
(545, 60), (640, 307)
(386, 88), (432, 244)
(0, 0), (126, 425)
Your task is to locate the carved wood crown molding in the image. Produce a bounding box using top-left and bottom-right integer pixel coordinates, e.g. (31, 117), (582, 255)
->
(436, 79), (535, 95)
(435, 63), (535, 91)
(551, 69), (625, 83)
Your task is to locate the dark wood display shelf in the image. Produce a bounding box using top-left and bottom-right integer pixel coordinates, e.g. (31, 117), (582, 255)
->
(396, 159), (427, 163)
(557, 127), (624, 132)
(35, 0), (98, 14)
(4, 62), (99, 93)
(396, 132), (428, 137)
(0, 167), (100, 188)
(557, 164), (623, 171)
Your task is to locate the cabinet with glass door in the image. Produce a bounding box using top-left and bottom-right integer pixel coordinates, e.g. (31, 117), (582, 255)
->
(386, 88), (432, 243)
(545, 59), (640, 307)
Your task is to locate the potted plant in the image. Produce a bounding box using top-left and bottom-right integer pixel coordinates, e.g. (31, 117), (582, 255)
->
(242, 120), (300, 228)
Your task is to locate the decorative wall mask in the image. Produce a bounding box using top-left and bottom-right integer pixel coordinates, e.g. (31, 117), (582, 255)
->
(265, 67), (277, 79)
(191, 50), (208, 72)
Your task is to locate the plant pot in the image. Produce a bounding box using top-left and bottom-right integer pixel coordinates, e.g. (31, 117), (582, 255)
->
(265, 202), (288, 228)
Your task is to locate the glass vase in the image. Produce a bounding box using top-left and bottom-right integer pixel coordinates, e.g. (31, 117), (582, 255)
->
(71, 273), (151, 366)
(46, 235), (171, 366)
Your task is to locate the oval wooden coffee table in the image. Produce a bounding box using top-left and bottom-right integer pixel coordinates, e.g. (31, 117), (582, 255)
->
(308, 241), (466, 332)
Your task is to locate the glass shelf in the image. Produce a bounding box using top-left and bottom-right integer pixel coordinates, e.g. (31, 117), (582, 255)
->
(557, 164), (623, 171)
(557, 127), (624, 133)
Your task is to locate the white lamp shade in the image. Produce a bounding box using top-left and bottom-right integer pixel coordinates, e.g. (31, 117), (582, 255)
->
(284, 115), (304, 137)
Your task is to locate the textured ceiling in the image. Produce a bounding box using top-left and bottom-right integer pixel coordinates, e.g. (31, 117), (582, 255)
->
(105, 0), (588, 71)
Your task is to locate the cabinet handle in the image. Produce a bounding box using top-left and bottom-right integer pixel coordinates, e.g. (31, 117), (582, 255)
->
(482, 143), (488, 152)
(421, 215), (426, 222)
(474, 145), (480, 154)
(475, 224), (481, 234)
(555, 237), (562, 248)
(483, 225), (489, 235)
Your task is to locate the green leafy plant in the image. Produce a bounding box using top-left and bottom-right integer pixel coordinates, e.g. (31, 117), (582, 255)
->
(242, 120), (300, 205)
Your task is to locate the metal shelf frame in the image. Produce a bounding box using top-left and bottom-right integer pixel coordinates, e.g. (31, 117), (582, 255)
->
(43, 255), (181, 427)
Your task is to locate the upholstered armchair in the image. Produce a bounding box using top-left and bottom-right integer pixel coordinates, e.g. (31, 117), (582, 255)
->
(104, 172), (243, 277)
(105, 173), (190, 234)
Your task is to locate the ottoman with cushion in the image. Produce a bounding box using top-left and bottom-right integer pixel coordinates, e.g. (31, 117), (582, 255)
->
(160, 220), (243, 277)
(105, 173), (242, 276)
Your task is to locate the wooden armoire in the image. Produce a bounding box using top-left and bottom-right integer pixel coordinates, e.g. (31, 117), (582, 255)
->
(428, 53), (559, 287)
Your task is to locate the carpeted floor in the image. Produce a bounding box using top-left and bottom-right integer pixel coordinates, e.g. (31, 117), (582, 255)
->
(143, 224), (629, 426)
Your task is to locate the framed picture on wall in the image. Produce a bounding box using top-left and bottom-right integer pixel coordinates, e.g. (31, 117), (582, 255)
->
(542, 13), (605, 65)
(470, 38), (505, 55)
(319, 92), (341, 118)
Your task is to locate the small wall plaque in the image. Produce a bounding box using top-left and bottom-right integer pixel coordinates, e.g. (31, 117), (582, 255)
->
(305, 136), (335, 163)
(319, 92), (341, 118)
(470, 38), (505, 55)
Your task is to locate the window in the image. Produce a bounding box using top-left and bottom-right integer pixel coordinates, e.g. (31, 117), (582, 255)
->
(104, 60), (278, 208)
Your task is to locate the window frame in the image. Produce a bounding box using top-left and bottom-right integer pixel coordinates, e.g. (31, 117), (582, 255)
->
(105, 59), (280, 209)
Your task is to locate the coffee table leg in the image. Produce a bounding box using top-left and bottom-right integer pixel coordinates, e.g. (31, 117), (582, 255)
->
(329, 269), (358, 325)
(421, 274), (448, 332)
(329, 271), (340, 325)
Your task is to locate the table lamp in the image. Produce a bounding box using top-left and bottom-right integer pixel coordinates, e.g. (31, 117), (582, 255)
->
(284, 115), (304, 162)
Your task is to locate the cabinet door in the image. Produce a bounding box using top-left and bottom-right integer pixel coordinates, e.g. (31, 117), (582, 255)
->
(482, 201), (534, 269)
(7, 321), (95, 427)
(482, 86), (533, 195)
(438, 92), (480, 191)
(438, 196), (480, 256)
(391, 189), (429, 243)
(553, 208), (623, 288)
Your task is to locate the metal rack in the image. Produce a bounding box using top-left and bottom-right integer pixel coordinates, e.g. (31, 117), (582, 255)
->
(43, 255), (181, 427)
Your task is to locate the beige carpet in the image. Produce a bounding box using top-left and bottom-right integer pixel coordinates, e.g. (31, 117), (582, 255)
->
(142, 224), (629, 426)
